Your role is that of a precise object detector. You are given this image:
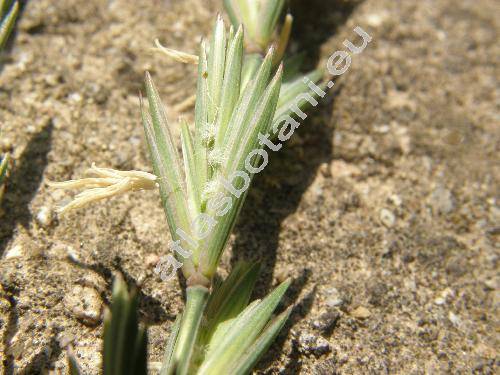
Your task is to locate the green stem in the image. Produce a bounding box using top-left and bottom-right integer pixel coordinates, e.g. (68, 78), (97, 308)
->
(172, 286), (209, 375)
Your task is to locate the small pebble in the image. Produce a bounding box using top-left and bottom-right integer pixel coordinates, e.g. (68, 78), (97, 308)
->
(351, 306), (371, 319)
(365, 12), (388, 27)
(311, 310), (340, 333)
(434, 297), (446, 305)
(325, 287), (344, 307)
(64, 285), (103, 326)
(448, 311), (461, 327)
(483, 279), (497, 290)
(68, 92), (82, 103)
(66, 246), (80, 262)
(326, 296), (343, 307)
(434, 288), (454, 305)
(374, 124), (390, 133)
(404, 278), (417, 291)
(36, 206), (52, 227)
(297, 331), (331, 356)
(57, 333), (74, 348)
(380, 208), (396, 228)
(429, 187), (455, 215)
(44, 74), (59, 86)
(4, 244), (23, 259)
(388, 194), (402, 207)
(79, 272), (107, 294)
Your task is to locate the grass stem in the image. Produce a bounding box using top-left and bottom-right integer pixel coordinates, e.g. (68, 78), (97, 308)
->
(172, 286), (209, 375)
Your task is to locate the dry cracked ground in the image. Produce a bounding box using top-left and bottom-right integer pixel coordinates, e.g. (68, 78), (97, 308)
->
(0, 0), (498, 374)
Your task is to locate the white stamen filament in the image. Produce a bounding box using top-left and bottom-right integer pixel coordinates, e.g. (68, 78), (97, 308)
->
(151, 39), (199, 65)
(48, 163), (157, 215)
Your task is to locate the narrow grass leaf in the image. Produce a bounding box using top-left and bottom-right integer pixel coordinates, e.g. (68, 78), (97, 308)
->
(173, 286), (209, 375)
(160, 314), (183, 375)
(0, 0), (15, 17)
(230, 307), (292, 375)
(201, 262), (260, 343)
(202, 300), (260, 363)
(116, 289), (139, 375)
(272, 70), (325, 132)
(144, 72), (185, 195)
(130, 326), (148, 375)
(0, 0), (18, 50)
(0, 153), (9, 186)
(273, 14), (293, 66)
(278, 69), (323, 108)
(102, 277), (147, 375)
(199, 280), (291, 374)
(67, 350), (82, 375)
(228, 24), (235, 42)
(141, 106), (177, 229)
(103, 282), (125, 375)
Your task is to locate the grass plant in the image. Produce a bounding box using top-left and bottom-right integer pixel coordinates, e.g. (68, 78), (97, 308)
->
(58, 1), (325, 373)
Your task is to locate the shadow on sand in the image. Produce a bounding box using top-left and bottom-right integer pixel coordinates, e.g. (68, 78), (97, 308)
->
(0, 121), (54, 256)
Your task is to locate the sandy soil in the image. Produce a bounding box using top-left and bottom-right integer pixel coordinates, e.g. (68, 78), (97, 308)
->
(0, 0), (498, 373)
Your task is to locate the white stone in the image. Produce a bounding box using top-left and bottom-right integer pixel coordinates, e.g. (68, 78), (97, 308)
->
(325, 287), (344, 307)
(365, 12), (388, 27)
(36, 206), (52, 227)
(4, 244), (23, 259)
(429, 187), (455, 215)
(66, 246), (80, 262)
(389, 194), (403, 207)
(64, 285), (103, 325)
(68, 92), (82, 103)
(380, 208), (396, 228)
(351, 306), (371, 319)
(448, 311), (461, 327)
(434, 297), (445, 305)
